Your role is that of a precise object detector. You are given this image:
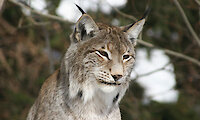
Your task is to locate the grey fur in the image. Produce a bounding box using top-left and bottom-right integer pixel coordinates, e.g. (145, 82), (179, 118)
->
(27, 12), (145, 120)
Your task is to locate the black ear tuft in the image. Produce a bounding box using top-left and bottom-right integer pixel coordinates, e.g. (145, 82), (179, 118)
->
(140, 6), (151, 20)
(72, 7), (99, 42)
(75, 4), (86, 14)
(123, 6), (151, 31)
(122, 7), (150, 32)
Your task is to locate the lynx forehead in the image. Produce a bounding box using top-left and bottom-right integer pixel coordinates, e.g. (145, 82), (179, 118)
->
(27, 5), (147, 120)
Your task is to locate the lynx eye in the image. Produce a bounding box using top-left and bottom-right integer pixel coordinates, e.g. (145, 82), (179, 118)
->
(96, 50), (110, 60)
(123, 55), (130, 60)
(123, 55), (132, 62)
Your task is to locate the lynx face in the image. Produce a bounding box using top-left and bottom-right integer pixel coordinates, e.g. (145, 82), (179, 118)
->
(66, 12), (145, 100)
(81, 28), (136, 92)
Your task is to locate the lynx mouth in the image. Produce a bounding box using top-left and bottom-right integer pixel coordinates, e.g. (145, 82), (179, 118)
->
(98, 79), (121, 86)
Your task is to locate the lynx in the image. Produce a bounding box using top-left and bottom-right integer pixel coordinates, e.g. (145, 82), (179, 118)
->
(27, 5), (146, 120)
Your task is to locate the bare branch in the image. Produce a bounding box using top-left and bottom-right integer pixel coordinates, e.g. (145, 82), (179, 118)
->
(111, 6), (137, 22)
(194, 0), (200, 6)
(7, 0), (200, 67)
(0, 0), (5, 13)
(173, 0), (200, 47)
(8, 0), (73, 23)
(107, 0), (200, 66)
(132, 62), (171, 81)
(139, 62), (171, 77)
(107, 2), (137, 22)
(138, 40), (200, 67)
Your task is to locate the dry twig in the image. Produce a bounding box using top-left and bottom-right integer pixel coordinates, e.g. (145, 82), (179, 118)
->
(109, 4), (200, 67)
(7, 0), (200, 67)
(138, 40), (200, 67)
(194, 0), (200, 6)
(109, 5), (137, 22)
(173, 0), (200, 47)
(8, 0), (73, 23)
(0, 0), (5, 12)
(132, 62), (171, 81)
(138, 62), (171, 77)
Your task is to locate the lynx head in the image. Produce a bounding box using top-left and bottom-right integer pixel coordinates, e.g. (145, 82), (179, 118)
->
(64, 5), (146, 103)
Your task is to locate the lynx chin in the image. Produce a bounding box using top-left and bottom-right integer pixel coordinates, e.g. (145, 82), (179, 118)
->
(27, 5), (147, 120)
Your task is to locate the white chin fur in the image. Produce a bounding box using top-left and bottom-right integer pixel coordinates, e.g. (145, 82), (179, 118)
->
(99, 84), (117, 93)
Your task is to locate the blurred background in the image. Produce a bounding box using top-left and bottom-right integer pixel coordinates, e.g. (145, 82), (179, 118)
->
(0, 0), (200, 120)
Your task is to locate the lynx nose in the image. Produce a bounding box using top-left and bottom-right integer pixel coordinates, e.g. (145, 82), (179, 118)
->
(112, 74), (122, 81)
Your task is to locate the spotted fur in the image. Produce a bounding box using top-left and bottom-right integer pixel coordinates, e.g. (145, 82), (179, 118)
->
(27, 6), (146, 120)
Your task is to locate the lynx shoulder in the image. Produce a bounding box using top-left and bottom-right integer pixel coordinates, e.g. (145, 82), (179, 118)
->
(27, 5), (146, 120)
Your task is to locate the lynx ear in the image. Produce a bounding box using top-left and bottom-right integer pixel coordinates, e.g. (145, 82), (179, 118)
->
(123, 7), (150, 44)
(124, 19), (145, 44)
(72, 5), (99, 42)
(76, 14), (99, 39)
